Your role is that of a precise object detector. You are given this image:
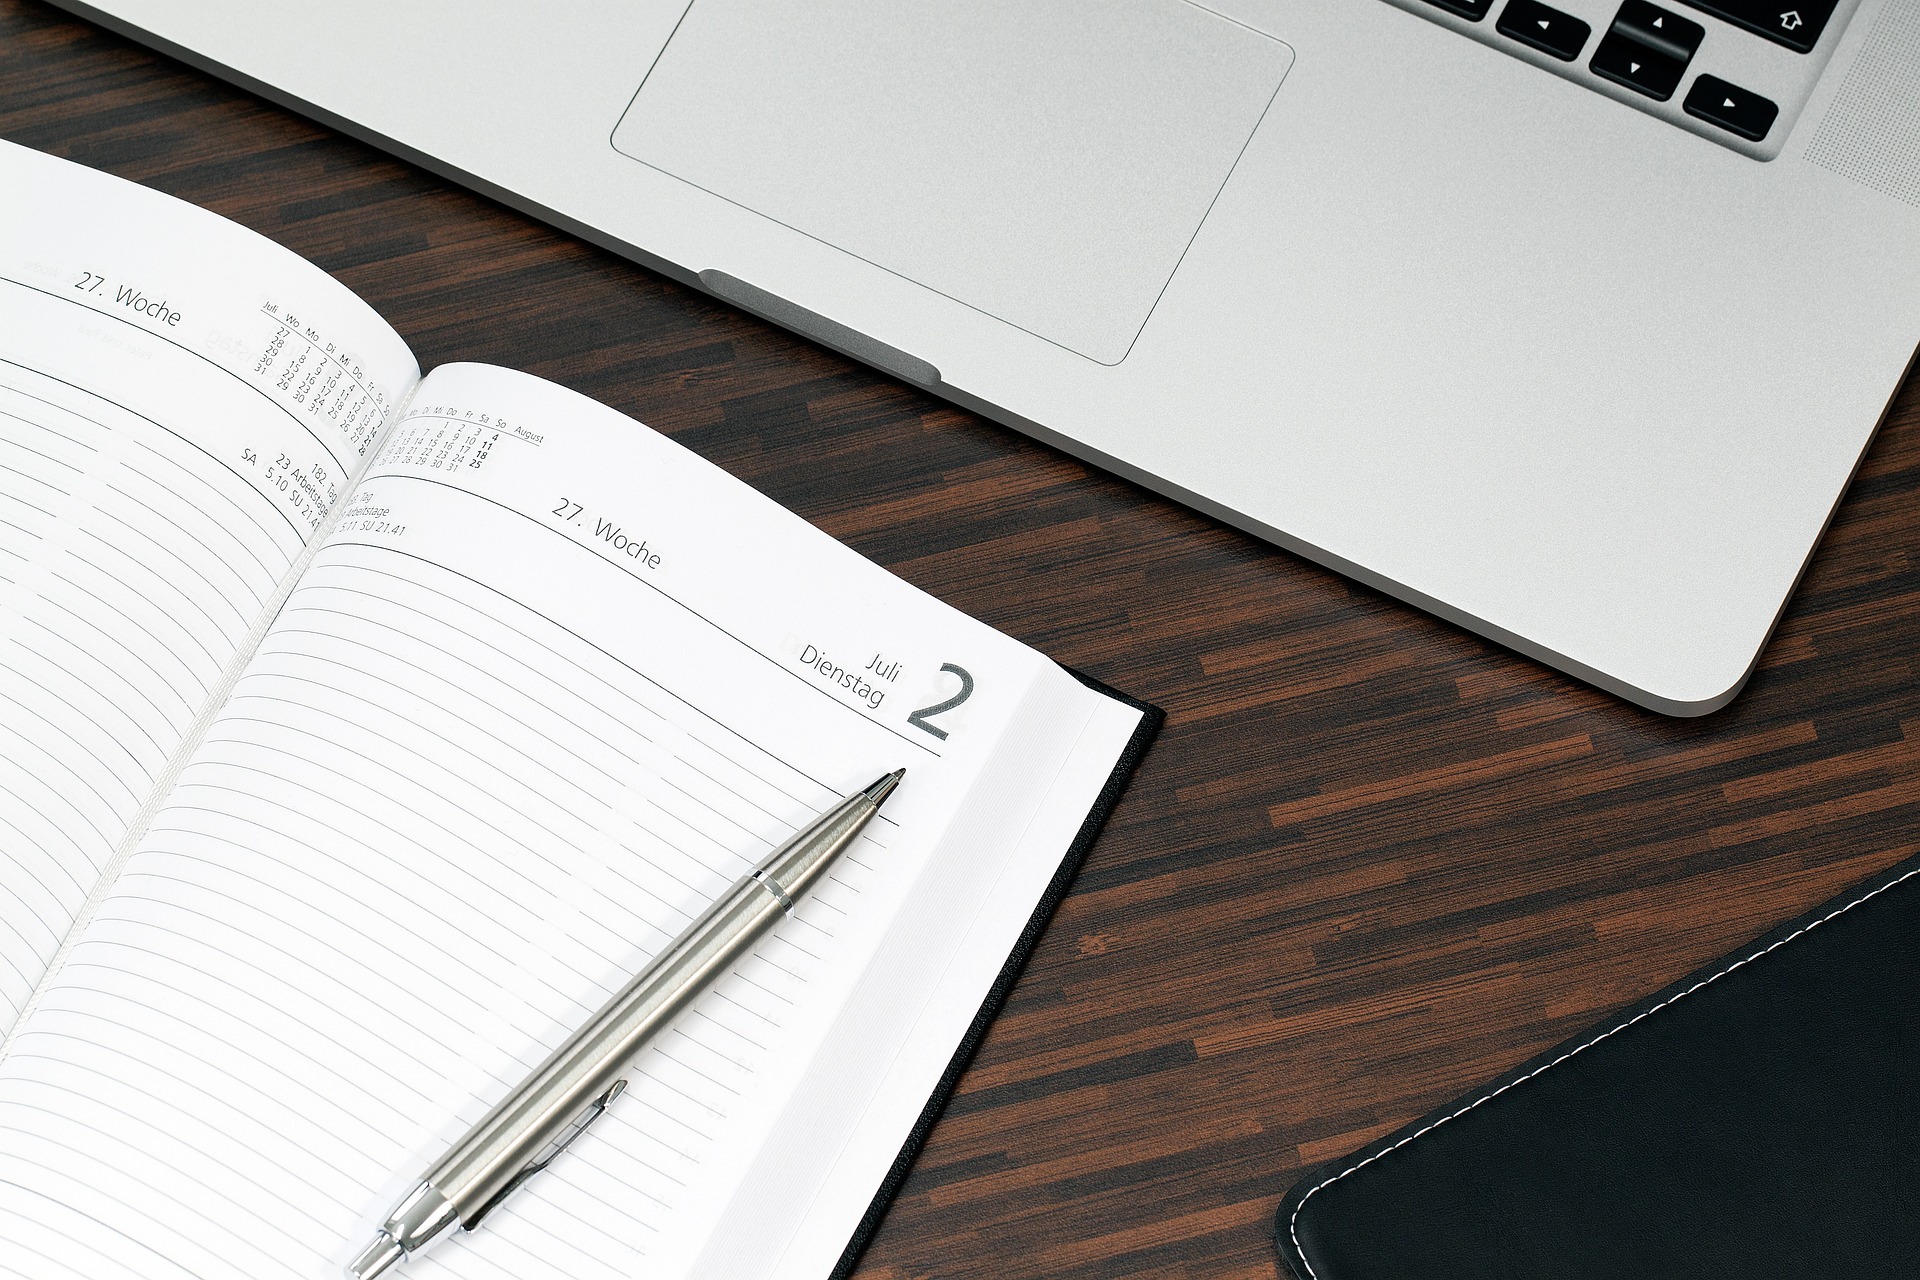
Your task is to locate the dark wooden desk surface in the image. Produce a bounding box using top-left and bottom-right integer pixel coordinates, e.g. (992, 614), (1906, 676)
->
(6, 4), (1917, 1275)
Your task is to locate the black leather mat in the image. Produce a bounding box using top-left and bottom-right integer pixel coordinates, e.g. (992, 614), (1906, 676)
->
(1277, 854), (1920, 1279)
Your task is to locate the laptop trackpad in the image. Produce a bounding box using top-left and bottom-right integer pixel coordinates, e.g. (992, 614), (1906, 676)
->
(610, 0), (1293, 365)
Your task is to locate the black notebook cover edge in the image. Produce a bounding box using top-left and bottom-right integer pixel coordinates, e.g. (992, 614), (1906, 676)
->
(1273, 849), (1920, 1280)
(828, 666), (1164, 1278)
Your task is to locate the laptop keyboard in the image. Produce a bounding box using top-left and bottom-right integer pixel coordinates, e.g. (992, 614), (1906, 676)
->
(1388, 0), (1854, 157)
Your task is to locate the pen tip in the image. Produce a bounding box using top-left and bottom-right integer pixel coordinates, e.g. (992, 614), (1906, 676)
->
(863, 768), (905, 807)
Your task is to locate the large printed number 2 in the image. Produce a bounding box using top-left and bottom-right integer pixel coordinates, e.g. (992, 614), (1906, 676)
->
(907, 664), (974, 741)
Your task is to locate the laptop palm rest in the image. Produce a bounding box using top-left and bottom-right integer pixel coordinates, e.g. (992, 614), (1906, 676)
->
(611, 0), (1293, 365)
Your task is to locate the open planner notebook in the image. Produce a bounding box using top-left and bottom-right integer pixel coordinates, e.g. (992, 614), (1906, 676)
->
(0, 140), (1158, 1280)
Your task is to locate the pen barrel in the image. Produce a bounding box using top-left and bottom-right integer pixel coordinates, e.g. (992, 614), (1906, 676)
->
(422, 790), (878, 1225)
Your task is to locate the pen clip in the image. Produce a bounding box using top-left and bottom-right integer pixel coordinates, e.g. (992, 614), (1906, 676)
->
(465, 1078), (628, 1230)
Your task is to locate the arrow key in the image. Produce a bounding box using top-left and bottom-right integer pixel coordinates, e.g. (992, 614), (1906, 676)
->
(1498, 0), (1592, 60)
(1611, 0), (1706, 60)
(1590, 31), (1687, 100)
(1683, 74), (1779, 140)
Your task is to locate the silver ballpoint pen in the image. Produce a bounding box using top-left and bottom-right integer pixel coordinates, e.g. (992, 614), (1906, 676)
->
(346, 768), (905, 1279)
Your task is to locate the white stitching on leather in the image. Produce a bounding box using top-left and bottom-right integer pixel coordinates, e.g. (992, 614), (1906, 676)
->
(1285, 863), (1920, 1278)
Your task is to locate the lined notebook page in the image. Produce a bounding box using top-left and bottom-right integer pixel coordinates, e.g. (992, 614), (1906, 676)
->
(0, 363), (1093, 1279)
(0, 142), (418, 1029)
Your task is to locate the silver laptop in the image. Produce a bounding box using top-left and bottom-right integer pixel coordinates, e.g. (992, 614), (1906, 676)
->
(57, 0), (1920, 714)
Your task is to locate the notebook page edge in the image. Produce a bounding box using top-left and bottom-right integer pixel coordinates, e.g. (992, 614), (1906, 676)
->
(690, 666), (1146, 1278)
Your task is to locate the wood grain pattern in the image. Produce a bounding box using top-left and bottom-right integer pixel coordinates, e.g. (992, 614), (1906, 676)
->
(4, 4), (1918, 1275)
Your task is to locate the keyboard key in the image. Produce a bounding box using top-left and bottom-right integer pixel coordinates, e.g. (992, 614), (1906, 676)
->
(1683, 74), (1779, 139)
(1610, 0), (1705, 60)
(1498, 0), (1592, 59)
(1424, 0), (1495, 18)
(1678, 0), (1837, 51)
(1590, 31), (1688, 99)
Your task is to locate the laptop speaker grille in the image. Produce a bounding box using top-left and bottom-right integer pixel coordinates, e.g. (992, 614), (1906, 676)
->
(1806, 0), (1920, 207)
